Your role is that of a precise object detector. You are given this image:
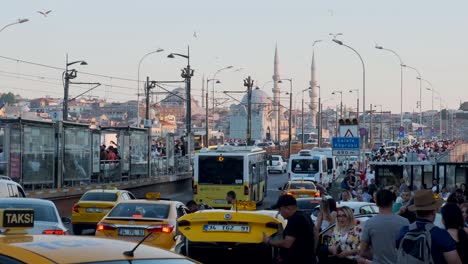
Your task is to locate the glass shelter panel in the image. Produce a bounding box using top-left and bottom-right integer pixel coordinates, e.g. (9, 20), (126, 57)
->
(63, 127), (91, 185)
(0, 127), (6, 176)
(130, 131), (148, 177)
(22, 125), (55, 186)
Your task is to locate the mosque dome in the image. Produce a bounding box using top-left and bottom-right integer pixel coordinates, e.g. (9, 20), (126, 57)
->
(241, 87), (271, 107)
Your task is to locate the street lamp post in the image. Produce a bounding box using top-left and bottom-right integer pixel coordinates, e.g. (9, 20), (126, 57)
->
(137, 49), (164, 126)
(168, 46), (194, 137)
(279, 78), (293, 158)
(375, 45), (404, 128)
(349, 89), (359, 120)
(206, 79), (221, 146)
(402, 64), (423, 131)
(244, 76), (254, 145)
(333, 39), (366, 149)
(375, 104), (383, 143)
(0, 18), (29, 33)
(301, 87), (312, 148)
(63, 54), (87, 121)
(212, 66), (233, 114)
(331, 91), (343, 118)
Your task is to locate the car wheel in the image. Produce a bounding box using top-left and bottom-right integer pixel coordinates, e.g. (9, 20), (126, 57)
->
(72, 224), (83, 235)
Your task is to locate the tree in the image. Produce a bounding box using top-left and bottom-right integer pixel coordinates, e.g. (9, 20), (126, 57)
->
(0, 92), (16, 105)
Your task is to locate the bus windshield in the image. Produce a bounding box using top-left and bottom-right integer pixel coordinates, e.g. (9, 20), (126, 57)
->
(291, 159), (319, 174)
(198, 156), (244, 184)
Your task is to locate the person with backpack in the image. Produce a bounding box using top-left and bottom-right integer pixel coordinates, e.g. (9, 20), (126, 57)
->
(358, 189), (409, 264)
(441, 203), (468, 263)
(395, 189), (462, 264)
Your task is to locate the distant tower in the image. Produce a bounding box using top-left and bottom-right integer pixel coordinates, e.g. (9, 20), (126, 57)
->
(309, 51), (319, 128)
(272, 44), (281, 141)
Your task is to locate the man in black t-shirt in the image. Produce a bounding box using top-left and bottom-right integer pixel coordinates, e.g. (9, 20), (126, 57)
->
(263, 195), (318, 264)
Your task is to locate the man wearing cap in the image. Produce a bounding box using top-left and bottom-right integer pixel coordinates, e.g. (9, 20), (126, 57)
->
(396, 190), (462, 264)
(263, 195), (318, 264)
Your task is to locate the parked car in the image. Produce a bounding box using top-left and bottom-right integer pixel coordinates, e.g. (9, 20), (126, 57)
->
(0, 197), (70, 235)
(268, 155), (287, 173)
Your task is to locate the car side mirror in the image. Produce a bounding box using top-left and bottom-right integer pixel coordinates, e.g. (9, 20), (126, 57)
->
(61, 217), (71, 224)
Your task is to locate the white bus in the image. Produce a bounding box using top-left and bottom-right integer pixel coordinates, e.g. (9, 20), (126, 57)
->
(193, 145), (268, 208)
(287, 150), (331, 187)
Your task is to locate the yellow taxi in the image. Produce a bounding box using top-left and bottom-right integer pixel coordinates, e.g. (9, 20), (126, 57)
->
(278, 180), (320, 199)
(0, 208), (200, 264)
(176, 201), (286, 263)
(71, 188), (136, 235)
(95, 193), (189, 250)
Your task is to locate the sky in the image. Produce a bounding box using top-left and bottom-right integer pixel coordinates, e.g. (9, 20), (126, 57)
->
(1, 0), (467, 115)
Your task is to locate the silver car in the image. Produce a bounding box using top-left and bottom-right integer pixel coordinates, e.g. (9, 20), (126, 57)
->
(268, 155), (287, 173)
(0, 197), (70, 235)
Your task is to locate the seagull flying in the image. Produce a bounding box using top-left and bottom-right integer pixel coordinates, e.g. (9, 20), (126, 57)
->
(38, 10), (52, 17)
(193, 31), (198, 38)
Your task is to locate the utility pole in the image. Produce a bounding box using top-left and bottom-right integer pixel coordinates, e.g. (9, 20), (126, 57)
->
(288, 90), (293, 159)
(301, 97), (304, 148)
(369, 104), (373, 148)
(244, 76), (254, 145)
(145, 77), (156, 178)
(205, 92), (209, 146)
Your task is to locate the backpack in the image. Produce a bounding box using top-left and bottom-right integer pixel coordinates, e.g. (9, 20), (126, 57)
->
(397, 222), (435, 264)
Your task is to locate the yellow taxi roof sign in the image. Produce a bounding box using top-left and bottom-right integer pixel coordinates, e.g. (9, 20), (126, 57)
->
(234, 200), (256, 211)
(0, 209), (34, 235)
(145, 192), (161, 200)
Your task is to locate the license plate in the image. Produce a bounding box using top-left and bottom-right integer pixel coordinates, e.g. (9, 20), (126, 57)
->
(203, 224), (250, 232)
(86, 208), (103, 213)
(213, 199), (226, 204)
(118, 228), (145, 236)
(299, 194), (309, 197)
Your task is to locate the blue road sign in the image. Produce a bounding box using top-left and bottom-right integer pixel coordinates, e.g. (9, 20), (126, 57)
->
(332, 137), (360, 149)
(399, 131), (405, 138)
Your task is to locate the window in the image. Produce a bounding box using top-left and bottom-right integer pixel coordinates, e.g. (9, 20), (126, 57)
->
(198, 156), (244, 185)
(291, 159), (319, 174)
(81, 192), (118, 202)
(109, 203), (169, 219)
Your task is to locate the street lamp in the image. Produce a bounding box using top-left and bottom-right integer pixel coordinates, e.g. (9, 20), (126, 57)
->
(331, 91), (343, 118)
(168, 46), (193, 137)
(301, 87), (312, 148)
(137, 48), (164, 126)
(374, 104), (383, 143)
(211, 66), (233, 113)
(375, 45), (404, 128)
(63, 55), (88, 121)
(333, 39), (366, 149)
(349, 89), (359, 120)
(402, 64), (423, 131)
(278, 78), (293, 158)
(0, 18), (29, 33)
(206, 78), (221, 146)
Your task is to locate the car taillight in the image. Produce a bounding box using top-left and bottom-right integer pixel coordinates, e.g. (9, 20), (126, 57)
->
(43, 230), (65, 235)
(72, 205), (79, 213)
(315, 192), (320, 197)
(97, 222), (117, 231)
(286, 192), (293, 196)
(147, 224), (174, 233)
(193, 184), (198, 194)
(244, 185), (249, 195)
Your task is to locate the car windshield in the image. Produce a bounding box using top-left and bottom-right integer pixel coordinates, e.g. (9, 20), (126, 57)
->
(0, 202), (57, 222)
(291, 159), (319, 174)
(290, 183), (316, 190)
(81, 192), (118, 202)
(297, 200), (320, 210)
(108, 203), (170, 218)
(82, 260), (196, 264)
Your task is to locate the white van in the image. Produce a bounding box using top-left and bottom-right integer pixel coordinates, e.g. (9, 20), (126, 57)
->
(309, 148), (338, 183)
(287, 150), (330, 186)
(0, 176), (26, 198)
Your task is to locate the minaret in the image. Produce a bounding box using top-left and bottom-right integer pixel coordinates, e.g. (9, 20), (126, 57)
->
(272, 44), (281, 141)
(309, 51), (319, 128)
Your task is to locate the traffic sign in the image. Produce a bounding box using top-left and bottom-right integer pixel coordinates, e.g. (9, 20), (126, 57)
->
(332, 149), (360, 156)
(399, 131), (405, 138)
(339, 125), (358, 138)
(332, 137), (360, 156)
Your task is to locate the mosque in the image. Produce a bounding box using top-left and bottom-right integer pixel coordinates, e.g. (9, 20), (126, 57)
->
(228, 45), (319, 142)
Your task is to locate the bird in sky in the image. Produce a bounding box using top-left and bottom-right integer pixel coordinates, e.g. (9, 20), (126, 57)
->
(37, 10), (52, 17)
(193, 31), (199, 38)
